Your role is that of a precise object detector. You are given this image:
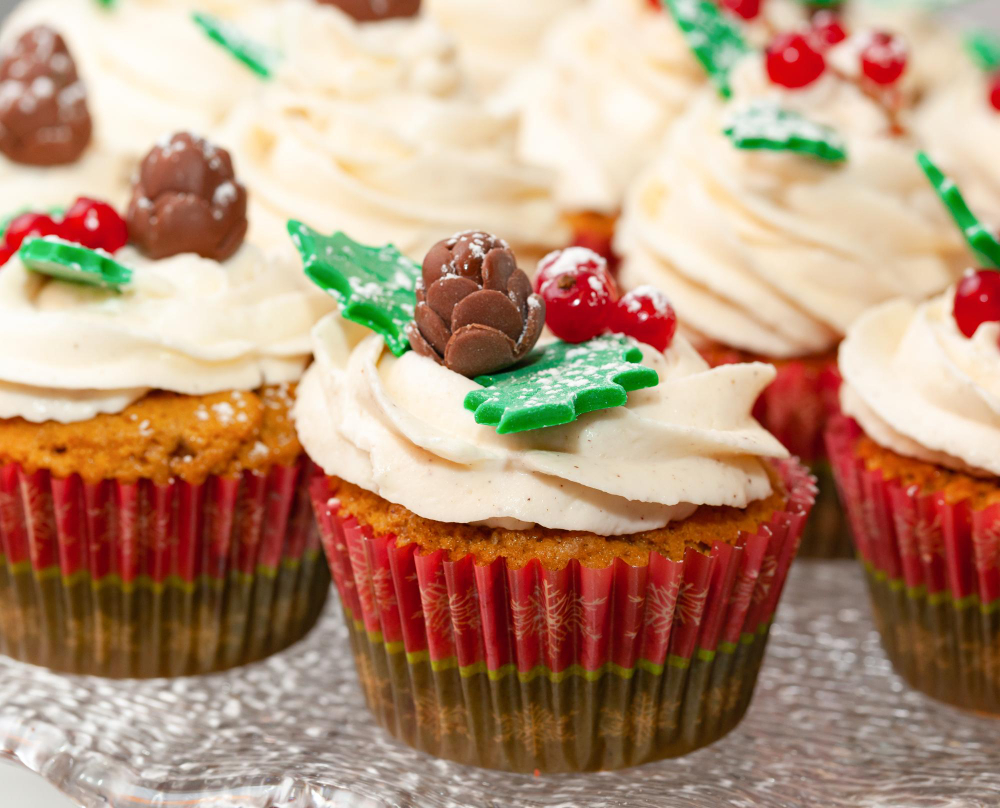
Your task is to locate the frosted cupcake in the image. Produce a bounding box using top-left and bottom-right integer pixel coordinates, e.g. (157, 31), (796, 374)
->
(0, 0), (265, 173)
(222, 0), (566, 266)
(291, 225), (815, 770)
(0, 132), (333, 677)
(616, 13), (968, 557)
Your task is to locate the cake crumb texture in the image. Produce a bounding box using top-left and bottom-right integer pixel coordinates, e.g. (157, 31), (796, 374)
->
(0, 383), (301, 485)
(326, 475), (788, 571)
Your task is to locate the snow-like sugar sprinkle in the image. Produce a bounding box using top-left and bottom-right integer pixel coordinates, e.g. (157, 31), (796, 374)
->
(537, 247), (604, 281)
(211, 401), (236, 424)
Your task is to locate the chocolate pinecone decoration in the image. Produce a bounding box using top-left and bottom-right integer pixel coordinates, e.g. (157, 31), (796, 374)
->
(408, 232), (545, 378)
(0, 25), (92, 166)
(127, 132), (248, 262)
(319, 0), (421, 21)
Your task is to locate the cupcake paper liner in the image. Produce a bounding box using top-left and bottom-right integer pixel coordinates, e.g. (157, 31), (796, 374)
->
(704, 346), (852, 559)
(310, 459), (815, 772)
(827, 414), (1000, 714)
(0, 458), (330, 678)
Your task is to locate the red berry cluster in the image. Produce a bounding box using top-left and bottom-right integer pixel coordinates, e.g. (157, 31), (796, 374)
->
(534, 248), (677, 352)
(0, 197), (128, 266)
(953, 269), (1000, 340)
(987, 74), (1000, 112)
(720, 0), (761, 21)
(765, 15), (907, 91)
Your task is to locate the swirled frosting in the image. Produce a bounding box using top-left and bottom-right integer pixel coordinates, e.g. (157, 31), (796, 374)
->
(425, 0), (583, 95)
(0, 244), (333, 423)
(616, 57), (967, 359)
(916, 70), (1000, 223)
(293, 313), (789, 535)
(221, 0), (566, 263)
(840, 286), (1000, 478)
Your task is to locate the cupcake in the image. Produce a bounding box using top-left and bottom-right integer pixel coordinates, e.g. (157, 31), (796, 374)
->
(0, 132), (334, 677)
(219, 0), (565, 267)
(0, 0), (265, 175)
(828, 159), (1000, 714)
(616, 16), (969, 557)
(291, 227), (815, 770)
(424, 0), (583, 95)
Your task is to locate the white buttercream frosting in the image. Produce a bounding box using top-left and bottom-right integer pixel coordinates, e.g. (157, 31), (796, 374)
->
(425, 0), (584, 95)
(221, 0), (566, 262)
(0, 243), (333, 423)
(293, 312), (789, 535)
(616, 56), (967, 359)
(840, 286), (1000, 478)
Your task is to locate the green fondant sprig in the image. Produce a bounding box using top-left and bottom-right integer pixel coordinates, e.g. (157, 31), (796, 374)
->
(663, 0), (751, 98)
(724, 102), (847, 162)
(192, 12), (279, 79)
(965, 29), (1000, 72)
(918, 151), (1000, 268)
(20, 237), (132, 290)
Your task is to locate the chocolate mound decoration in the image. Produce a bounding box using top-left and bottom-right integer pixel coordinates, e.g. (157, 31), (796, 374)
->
(407, 231), (545, 378)
(0, 25), (92, 166)
(318, 0), (421, 22)
(127, 132), (248, 262)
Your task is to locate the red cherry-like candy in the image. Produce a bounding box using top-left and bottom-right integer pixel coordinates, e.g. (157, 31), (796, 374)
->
(538, 252), (618, 344)
(61, 197), (128, 252)
(534, 246), (617, 297)
(953, 269), (1000, 338)
(810, 11), (847, 50)
(0, 245), (14, 267)
(989, 73), (1000, 112)
(766, 33), (826, 89)
(4, 211), (60, 250)
(720, 0), (761, 21)
(609, 287), (678, 352)
(860, 31), (907, 86)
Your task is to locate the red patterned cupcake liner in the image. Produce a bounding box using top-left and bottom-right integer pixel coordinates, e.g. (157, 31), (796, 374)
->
(704, 346), (851, 559)
(0, 458), (330, 677)
(310, 459), (815, 772)
(827, 414), (1000, 713)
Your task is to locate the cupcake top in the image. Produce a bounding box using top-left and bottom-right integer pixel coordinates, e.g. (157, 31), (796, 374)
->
(425, 0), (584, 95)
(0, 132), (332, 425)
(222, 0), (566, 263)
(616, 33), (967, 359)
(293, 231), (788, 535)
(839, 284), (1000, 478)
(513, 0), (807, 215)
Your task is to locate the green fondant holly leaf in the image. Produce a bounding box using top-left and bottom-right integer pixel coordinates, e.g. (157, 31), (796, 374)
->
(288, 221), (419, 356)
(663, 0), (751, 98)
(724, 103), (847, 163)
(192, 12), (279, 79)
(918, 151), (1000, 268)
(20, 237), (132, 289)
(965, 29), (1000, 72)
(464, 334), (660, 435)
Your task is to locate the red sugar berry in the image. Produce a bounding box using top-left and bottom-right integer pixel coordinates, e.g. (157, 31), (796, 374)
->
(766, 32), (826, 89)
(860, 31), (907, 86)
(609, 287), (678, 352)
(0, 245), (14, 267)
(810, 11), (847, 50)
(989, 73), (1000, 112)
(953, 269), (1000, 338)
(537, 248), (618, 344)
(4, 211), (59, 250)
(61, 197), (128, 253)
(720, 0), (761, 21)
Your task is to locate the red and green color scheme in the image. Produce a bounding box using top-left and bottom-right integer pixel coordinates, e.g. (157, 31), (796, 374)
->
(0, 197), (128, 268)
(827, 416), (1000, 714)
(0, 458), (329, 677)
(310, 460), (815, 772)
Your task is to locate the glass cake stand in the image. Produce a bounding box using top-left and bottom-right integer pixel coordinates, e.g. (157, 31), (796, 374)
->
(1, 561), (998, 808)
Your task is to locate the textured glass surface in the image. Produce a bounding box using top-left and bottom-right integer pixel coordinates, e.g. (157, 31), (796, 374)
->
(1, 561), (998, 807)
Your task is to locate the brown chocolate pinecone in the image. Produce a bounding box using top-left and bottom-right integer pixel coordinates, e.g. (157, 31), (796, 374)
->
(318, 0), (421, 21)
(0, 25), (92, 166)
(408, 232), (545, 378)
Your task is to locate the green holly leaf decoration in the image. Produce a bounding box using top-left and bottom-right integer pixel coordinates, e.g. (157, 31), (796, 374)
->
(288, 221), (419, 356)
(192, 12), (279, 79)
(663, 0), (751, 98)
(94, 0), (114, 7)
(964, 29), (1000, 72)
(464, 334), (660, 435)
(20, 237), (132, 290)
(918, 151), (1000, 268)
(724, 102), (847, 163)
